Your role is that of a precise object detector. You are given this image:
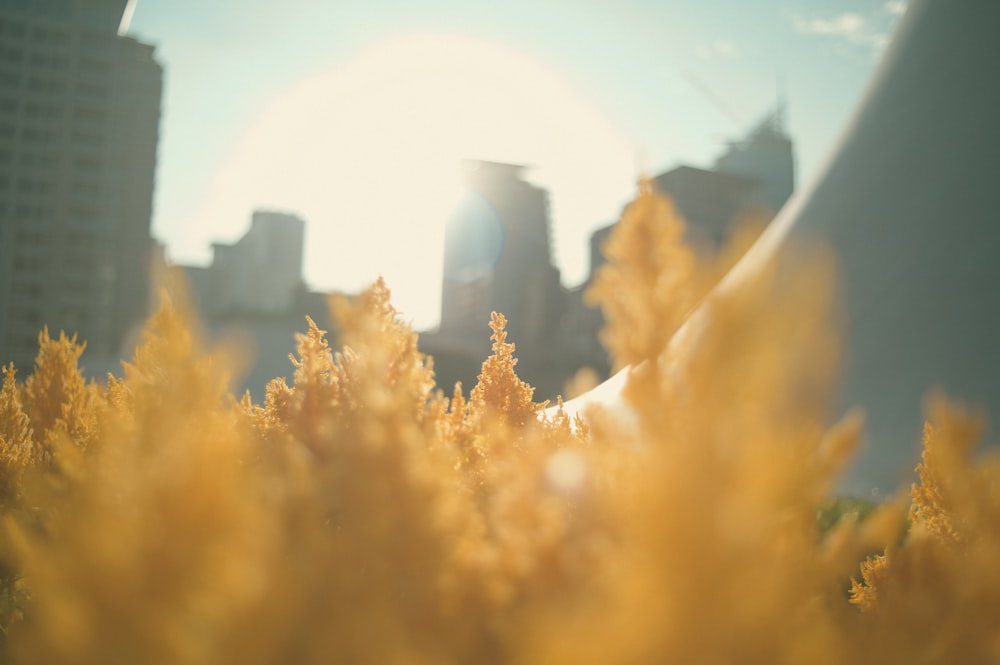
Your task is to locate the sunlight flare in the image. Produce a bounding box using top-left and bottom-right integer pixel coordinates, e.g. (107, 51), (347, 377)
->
(176, 33), (635, 329)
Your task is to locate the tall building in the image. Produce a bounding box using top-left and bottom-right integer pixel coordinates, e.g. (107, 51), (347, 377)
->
(429, 160), (565, 395)
(0, 0), (162, 371)
(440, 160), (562, 346)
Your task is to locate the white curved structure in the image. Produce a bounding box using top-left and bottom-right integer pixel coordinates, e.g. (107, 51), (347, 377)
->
(565, 0), (1000, 494)
(119, 0), (139, 34)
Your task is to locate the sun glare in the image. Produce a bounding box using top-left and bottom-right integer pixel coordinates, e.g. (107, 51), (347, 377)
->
(176, 33), (635, 330)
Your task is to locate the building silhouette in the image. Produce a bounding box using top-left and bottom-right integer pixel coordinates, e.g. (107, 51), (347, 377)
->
(652, 165), (764, 254)
(713, 106), (794, 215)
(180, 209), (338, 400)
(186, 210), (306, 318)
(0, 0), (161, 372)
(654, 106), (795, 254)
(426, 160), (566, 396)
(561, 108), (796, 384)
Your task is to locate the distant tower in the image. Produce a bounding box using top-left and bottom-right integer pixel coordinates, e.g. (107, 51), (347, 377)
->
(0, 0), (162, 370)
(440, 160), (562, 348)
(713, 103), (795, 214)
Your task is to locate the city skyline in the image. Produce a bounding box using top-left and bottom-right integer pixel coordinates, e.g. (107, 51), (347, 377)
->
(127, 0), (907, 330)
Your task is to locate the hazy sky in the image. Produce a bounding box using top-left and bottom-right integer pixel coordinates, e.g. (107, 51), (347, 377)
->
(125, 0), (906, 330)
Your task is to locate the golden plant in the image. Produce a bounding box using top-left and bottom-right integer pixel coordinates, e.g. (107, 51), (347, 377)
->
(0, 184), (996, 663)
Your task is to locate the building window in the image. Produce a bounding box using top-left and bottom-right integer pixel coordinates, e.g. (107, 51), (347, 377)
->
(0, 71), (20, 89)
(17, 177), (56, 196)
(79, 57), (110, 74)
(80, 35), (109, 51)
(0, 45), (24, 65)
(33, 27), (69, 47)
(29, 52), (69, 69)
(13, 255), (45, 272)
(66, 253), (96, 272)
(13, 307), (43, 325)
(73, 181), (100, 196)
(20, 152), (58, 169)
(14, 228), (52, 247)
(72, 130), (103, 147)
(11, 282), (43, 298)
(76, 81), (109, 100)
(66, 229), (94, 246)
(21, 126), (59, 145)
(73, 154), (102, 171)
(26, 77), (49, 93)
(70, 205), (99, 222)
(23, 101), (61, 119)
(73, 107), (105, 123)
(0, 20), (27, 40)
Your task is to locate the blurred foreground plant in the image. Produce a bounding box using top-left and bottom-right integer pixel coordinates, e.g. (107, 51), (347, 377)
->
(0, 184), (997, 664)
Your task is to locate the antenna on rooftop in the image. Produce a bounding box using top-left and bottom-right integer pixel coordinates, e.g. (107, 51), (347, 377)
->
(774, 72), (788, 132)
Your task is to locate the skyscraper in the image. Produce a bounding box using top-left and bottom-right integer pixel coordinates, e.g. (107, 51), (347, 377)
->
(440, 160), (562, 348)
(430, 160), (565, 396)
(0, 0), (162, 371)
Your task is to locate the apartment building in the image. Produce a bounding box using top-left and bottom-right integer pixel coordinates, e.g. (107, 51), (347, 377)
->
(0, 0), (161, 371)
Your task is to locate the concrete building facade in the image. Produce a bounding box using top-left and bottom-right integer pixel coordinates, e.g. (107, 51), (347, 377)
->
(0, 0), (162, 371)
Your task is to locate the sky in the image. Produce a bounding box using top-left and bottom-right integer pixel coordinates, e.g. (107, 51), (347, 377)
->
(124, 0), (907, 330)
